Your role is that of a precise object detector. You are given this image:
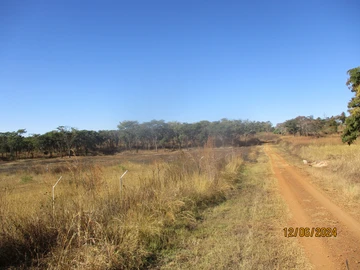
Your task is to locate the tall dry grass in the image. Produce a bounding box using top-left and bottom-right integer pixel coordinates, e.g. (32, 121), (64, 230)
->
(0, 139), (243, 269)
(156, 146), (312, 270)
(279, 136), (360, 202)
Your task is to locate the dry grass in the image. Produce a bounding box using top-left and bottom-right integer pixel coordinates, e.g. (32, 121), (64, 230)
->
(0, 140), (246, 269)
(155, 146), (311, 270)
(279, 136), (360, 204)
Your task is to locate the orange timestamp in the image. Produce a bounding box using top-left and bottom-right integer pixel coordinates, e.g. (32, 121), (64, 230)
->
(283, 227), (337, 237)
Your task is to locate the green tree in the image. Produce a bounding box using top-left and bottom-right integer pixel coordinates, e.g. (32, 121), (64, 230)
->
(338, 112), (346, 124)
(38, 131), (60, 157)
(168, 121), (183, 149)
(7, 129), (26, 158)
(0, 132), (10, 158)
(23, 134), (40, 158)
(342, 67), (360, 145)
(73, 130), (99, 155)
(143, 120), (167, 152)
(117, 121), (139, 150)
(57, 126), (77, 157)
(284, 119), (299, 135)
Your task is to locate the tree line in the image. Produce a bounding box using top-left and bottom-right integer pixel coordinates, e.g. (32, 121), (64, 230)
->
(2, 66), (359, 159)
(274, 66), (360, 144)
(274, 113), (346, 137)
(0, 119), (273, 160)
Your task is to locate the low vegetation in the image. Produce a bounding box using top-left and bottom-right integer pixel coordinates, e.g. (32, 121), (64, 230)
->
(1, 141), (314, 269)
(156, 146), (311, 269)
(0, 140), (245, 269)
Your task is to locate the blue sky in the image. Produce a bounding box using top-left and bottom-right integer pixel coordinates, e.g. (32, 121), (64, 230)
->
(1, 0), (359, 135)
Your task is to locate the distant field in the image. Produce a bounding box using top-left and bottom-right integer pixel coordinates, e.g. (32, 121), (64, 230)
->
(0, 148), (238, 175)
(0, 144), (247, 269)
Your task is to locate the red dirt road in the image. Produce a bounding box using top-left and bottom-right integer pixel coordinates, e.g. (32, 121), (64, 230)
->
(264, 145), (360, 270)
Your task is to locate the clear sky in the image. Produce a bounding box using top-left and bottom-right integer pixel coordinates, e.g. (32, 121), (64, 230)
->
(1, 0), (359, 135)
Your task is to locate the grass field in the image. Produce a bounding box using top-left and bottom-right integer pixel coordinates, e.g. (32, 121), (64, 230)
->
(3, 134), (358, 269)
(155, 146), (311, 269)
(0, 141), (247, 269)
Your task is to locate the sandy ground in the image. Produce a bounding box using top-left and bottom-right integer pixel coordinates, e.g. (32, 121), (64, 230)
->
(264, 144), (360, 270)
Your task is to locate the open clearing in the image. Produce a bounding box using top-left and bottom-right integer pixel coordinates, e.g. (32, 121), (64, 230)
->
(0, 148), (238, 175)
(1, 141), (360, 269)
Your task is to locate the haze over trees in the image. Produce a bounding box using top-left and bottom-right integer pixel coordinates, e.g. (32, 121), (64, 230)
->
(0, 119), (273, 160)
(0, 109), (354, 161)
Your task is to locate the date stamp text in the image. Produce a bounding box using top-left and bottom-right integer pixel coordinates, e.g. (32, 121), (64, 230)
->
(283, 227), (337, 237)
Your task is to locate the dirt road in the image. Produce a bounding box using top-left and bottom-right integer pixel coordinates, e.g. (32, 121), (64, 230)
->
(264, 144), (360, 269)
